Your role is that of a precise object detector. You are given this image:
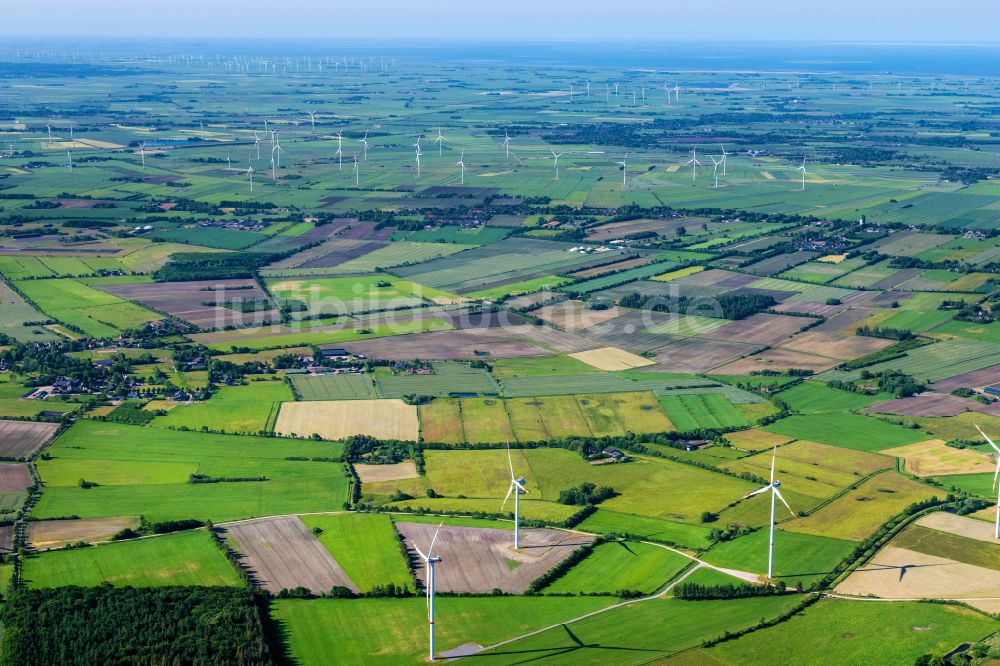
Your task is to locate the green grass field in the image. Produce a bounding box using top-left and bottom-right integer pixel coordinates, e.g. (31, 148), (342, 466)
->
(266, 275), (457, 316)
(21, 529), (241, 588)
(33, 421), (348, 523)
(763, 413), (925, 451)
(545, 541), (692, 595)
(300, 513), (414, 592)
(702, 528), (857, 587)
(657, 394), (749, 430)
(702, 599), (998, 665)
(272, 596), (616, 664)
(575, 510), (713, 548)
(152, 381), (292, 433)
(776, 381), (889, 414)
(477, 595), (804, 664)
(17, 278), (161, 337)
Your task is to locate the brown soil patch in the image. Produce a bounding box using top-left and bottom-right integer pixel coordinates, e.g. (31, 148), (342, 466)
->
(712, 348), (840, 376)
(28, 516), (139, 550)
(355, 461), (420, 483)
(535, 300), (629, 331)
(225, 515), (357, 594)
(703, 313), (809, 345)
(0, 464), (32, 493)
(863, 394), (982, 417)
(780, 331), (893, 361)
(396, 523), (594, 594)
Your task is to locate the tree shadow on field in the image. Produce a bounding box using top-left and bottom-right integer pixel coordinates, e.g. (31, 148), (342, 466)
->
(466, 624), (659, 663)
(258, 596), (296, 666)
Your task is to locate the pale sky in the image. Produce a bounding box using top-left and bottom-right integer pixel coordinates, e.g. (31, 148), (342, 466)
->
(6, 0), (999, 41)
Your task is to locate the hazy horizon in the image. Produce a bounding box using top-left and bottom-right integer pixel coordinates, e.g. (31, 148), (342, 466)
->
(5, 0), (999, 42)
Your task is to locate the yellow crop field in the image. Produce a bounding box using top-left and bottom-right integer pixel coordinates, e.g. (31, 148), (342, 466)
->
(274, 399), (418, 441)
(883, 439), (997, 477)
(651, 266), (705, 282)
(568, 346), (656, 371)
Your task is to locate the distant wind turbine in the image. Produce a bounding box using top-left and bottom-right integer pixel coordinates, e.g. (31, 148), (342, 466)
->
(742, 446), (797, 579)
(247, 166), (254, 192)
(551, 149), (564, 180)
(456, 149), (465, 185)
(307, 110), (316, 133)
(502, 130), (510, 159)
(435, 127), (446, 156)
(797, 158), (807, 191)
(616, 153), (628, 187)
(353, 153), (359, 187)
(412, 522), (444, 662)
(720, 144), (730, 175)
(686, 148), (702, 181)
(335, 131), (343, 171)
(139, 142), (146, 170)
(711, 155), (723, 188)
(413, 139), (422, 179)
(501, 443), (528, 549)
(974, 425), (1000, 539)
(360, 130), (369, 161)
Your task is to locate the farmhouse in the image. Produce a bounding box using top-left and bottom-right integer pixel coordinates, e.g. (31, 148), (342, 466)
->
(602, 447), (626, 461)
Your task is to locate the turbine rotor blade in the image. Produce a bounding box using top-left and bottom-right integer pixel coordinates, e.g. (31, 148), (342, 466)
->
(427, 520), (444, 557)
(506, 442), (515, 480)
(774, 487), (796, 518)
(743, 485), (771, 499)
(501, 482), (514, 510)
(975, 424), (1000, 454)
(770, 446), (777, 484)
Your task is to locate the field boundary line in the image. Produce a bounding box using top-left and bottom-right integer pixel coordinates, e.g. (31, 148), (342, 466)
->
(777, 467), (891, 524)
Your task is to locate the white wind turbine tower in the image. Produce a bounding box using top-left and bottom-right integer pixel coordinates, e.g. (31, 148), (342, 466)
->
(674, 83), (680, 104)
(247, 166), (254, 192)
(686, 148), (702, 182)
(719, 144), (730, 175)
(46, 124), (52, 144)
(551, 149), (564, 180)
(353, 153), (359, 187)
(412, 522), (444, 662)
(360, 130), (369, 161)
(586, 81), (591, 97)
(456, 149), (465, 185)
(616, 153), (628, 188)
(413, 139), (422, 179)
(502, 130), (511, 159)
(742, 446), (797, 579)
(254, 131), (261, 160)
(797, 158), (807, 191)
(569, 82), (574, 101)
(139, 142), (147, 170)
(435, 127), (446, 156)
(614, 82), (619, 97)
(501, 443), (528, 549)
(974, 425), (1000, 539)
(335, 131), (343, 170)
(605, 83), (610, 102)
(307, 110), (316, 133)
(711, 156), (723, 188)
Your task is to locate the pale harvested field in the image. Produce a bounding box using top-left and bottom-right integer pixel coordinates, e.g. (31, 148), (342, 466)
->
(355, 461), (419, 483)
(569, 346), (656, 371)
(916, 512), (1000, 544)
(836, 546), (1000, 599)
(648, 337), (762, 373)
(882, 439), (997, 477)
(724, 429), (795, 452)
(225, 515), (357, 594)
(275, 399), (419, 441)
(712, 348), (840, 376)
(396, 523), (594, 594)
(535, 300), (629, 331)
(780, 331), (893, 361)
(28, 516), (139, 550)
(0, 420), (59, 458)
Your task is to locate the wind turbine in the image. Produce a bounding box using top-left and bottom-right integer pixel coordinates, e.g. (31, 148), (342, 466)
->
(674, 83), (680, 104)
(501, 443), (528, 549)
(974, 425), (1000, 539)
(797, 157), (807, 191)
(253, 131), (261, 160)
(456, 149), (465, 185)
(616, 153), (628, 188)
(360, 130), (369, 161)
(46, 124), (52, 144)
(413, 139), (422, 179)
(502, 130), (510, 159)
(686, 148), (702, 181)
(435, 127), (446, 156)
(551, 149), (564, 180)
(719, 144), (730, 175)
(335, 131), (343, 170)
(139, 142), (147, 170)
(711, 155), (723, 188)
(605, 83), (610, 102)
(742, 446), (797, 579)
(247, 166), (254, 192)
(307, 110), (316, 133)
(352, 152), (359, 187)
(67, 150), (72, 171)
(412, 522), (444, 662)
